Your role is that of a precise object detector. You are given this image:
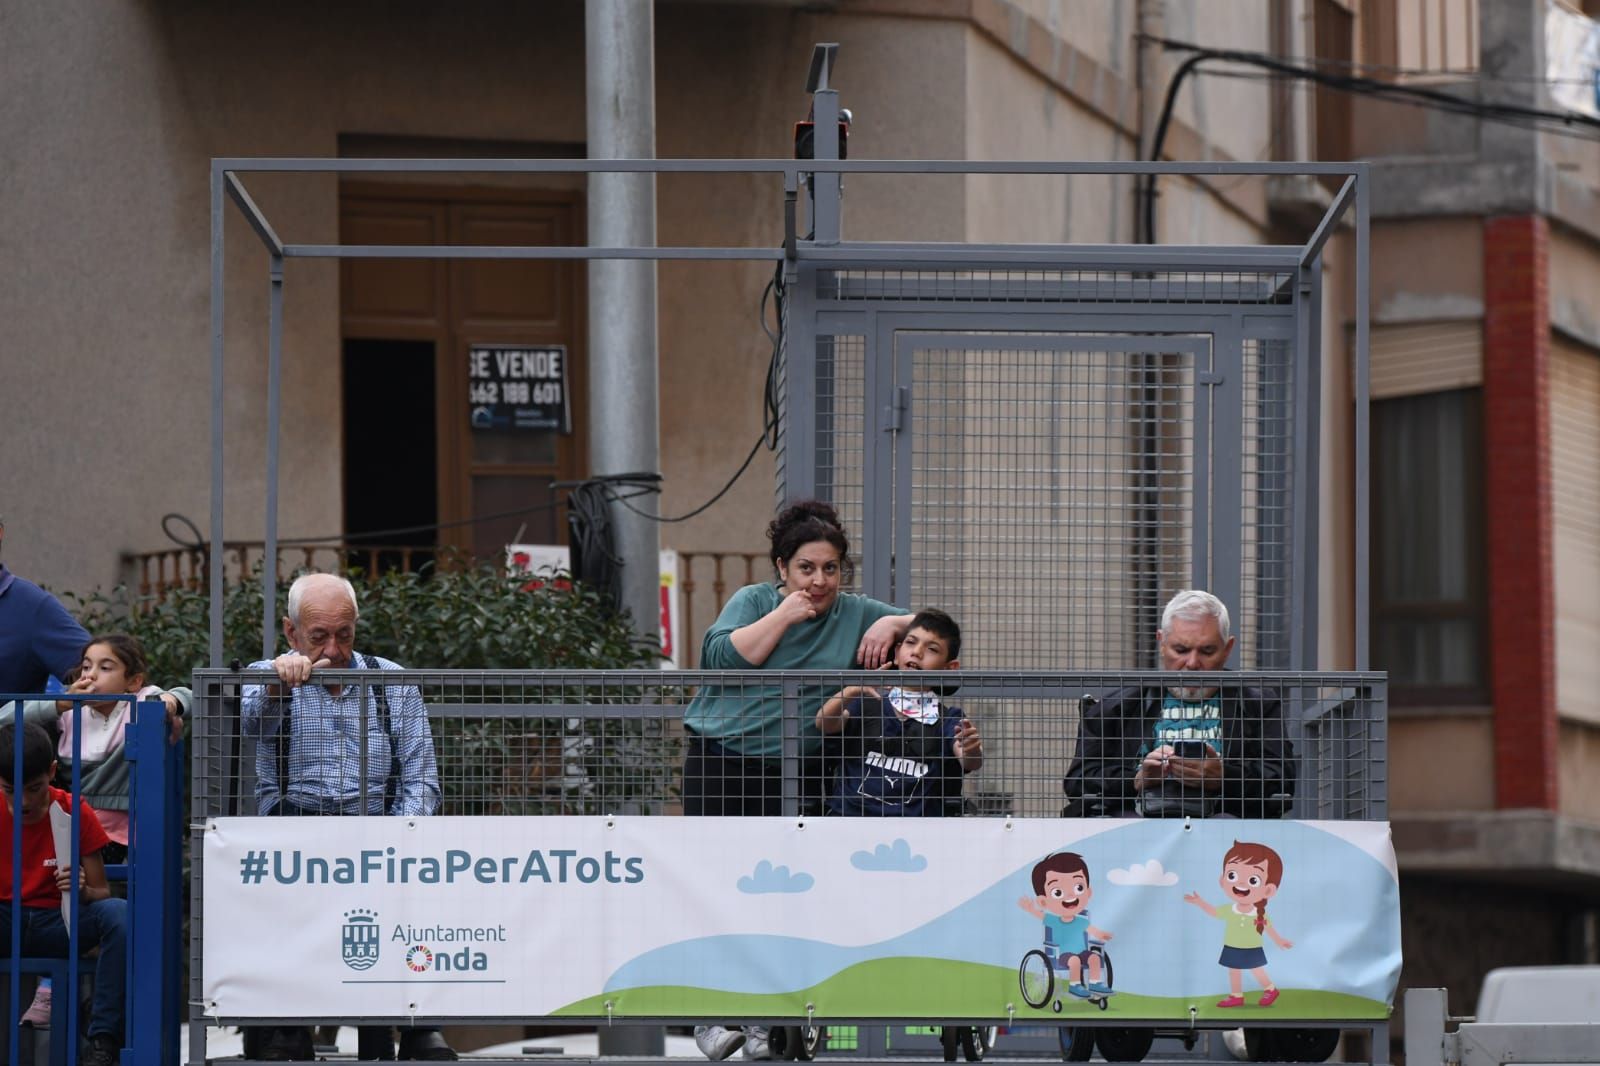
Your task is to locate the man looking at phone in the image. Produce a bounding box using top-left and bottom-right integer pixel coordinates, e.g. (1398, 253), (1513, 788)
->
(1062, 590), (1294, 818)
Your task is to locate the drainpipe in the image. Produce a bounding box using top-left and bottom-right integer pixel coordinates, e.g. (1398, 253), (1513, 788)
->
(586, 0), (662, 655)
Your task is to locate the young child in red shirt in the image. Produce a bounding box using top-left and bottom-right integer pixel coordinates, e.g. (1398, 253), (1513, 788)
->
(0, 722), (125, 1066)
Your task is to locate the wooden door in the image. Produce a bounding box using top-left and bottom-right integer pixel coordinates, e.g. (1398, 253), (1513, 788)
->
(340, 186), (586, 563)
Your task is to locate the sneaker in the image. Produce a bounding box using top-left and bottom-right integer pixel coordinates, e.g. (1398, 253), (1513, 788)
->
(1086, 982), (1113, 996)
(81, 1034), (120, 1066)
(1258, 988), (1280, 1007)
(1067, 983), (1092, 999)
(742, 1027), (772, 1061)
(1217, 994), (1246, 1008)
(695, 1026), (747, 1062)
(18, 983), (50, 1028)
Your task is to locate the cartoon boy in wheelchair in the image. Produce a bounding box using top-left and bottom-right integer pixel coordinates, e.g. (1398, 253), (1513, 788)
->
(1017, 852), (1115, 1011)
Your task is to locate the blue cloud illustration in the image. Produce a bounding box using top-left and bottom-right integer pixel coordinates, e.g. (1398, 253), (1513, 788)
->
(851, 838), (928, 873)
(737, 860), (815, 894)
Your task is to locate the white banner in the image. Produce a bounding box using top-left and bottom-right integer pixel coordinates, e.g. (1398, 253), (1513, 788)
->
(203, 817), (1399, 1022)
(1548, 0), (1600, 119)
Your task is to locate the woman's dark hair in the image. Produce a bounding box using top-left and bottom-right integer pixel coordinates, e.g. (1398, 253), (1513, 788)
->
(83, 633), (149, 685)
(768, 499), (855, 583)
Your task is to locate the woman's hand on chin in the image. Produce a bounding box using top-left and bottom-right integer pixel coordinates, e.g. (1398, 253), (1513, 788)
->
(777, 589), (818, 625)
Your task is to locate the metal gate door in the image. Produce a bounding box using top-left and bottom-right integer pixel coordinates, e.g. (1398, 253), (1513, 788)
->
(881, 332), (1213, 672)
(785, 265), (1317, 675)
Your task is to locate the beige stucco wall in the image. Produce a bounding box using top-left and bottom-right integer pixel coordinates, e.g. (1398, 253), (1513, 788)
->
(962, 25), (1133, 244)
(1, 1), (257, 595)
(1, 0), (1365, 689)
(1370, 218), (1484, 324)
(1559, 720), (1600, 822)
(1389, 713), (1496, 811)
(0, 1), (971, 600)
(1162, 1), (1275, 167)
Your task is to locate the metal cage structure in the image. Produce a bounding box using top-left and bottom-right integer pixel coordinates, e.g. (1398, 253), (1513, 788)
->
(208, 156), (1369, 675)
(199, 150), (1380, 1064)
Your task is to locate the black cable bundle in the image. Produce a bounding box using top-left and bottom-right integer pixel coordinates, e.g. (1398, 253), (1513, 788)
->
(564, 478), (625, 615)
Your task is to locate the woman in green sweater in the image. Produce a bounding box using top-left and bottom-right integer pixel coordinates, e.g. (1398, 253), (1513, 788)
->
(681, 499), (912, 818)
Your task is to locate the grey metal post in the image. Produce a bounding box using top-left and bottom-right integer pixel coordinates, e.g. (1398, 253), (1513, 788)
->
(209, 163), (226, 668)
(263, 255), (283, 661)
(783, 265), (819, 502)
(586, 0), (661, 649)
(1403, 988), (1448, 1066)
(1354, 167), (1370, 669)
(811, 90), (842, 244)
(586, 11), (664, 1055)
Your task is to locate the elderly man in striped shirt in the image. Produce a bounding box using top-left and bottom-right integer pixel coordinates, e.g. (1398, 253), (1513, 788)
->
(240, 572), (453, 1061)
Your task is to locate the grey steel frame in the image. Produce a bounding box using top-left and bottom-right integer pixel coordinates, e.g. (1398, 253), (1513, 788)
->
(206, 155), (1377, 1062)
(210, 157), (1370, 673)
(1404, 988), (1600, 1066)
(188, 666), (1389, 1050)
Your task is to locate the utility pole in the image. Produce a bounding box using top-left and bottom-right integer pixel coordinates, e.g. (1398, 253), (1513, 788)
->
(586, 3), (663, 1055)
(586, 0), (662, 655)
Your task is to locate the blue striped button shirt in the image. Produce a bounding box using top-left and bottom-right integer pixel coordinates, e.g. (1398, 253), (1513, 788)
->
(241, 653), (441, 816)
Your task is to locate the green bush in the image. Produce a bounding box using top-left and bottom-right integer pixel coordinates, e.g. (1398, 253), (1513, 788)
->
(70, 562), (668, 815)
(70, 561), (657, 679)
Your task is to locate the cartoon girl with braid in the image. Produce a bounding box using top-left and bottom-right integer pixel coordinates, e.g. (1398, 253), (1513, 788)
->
(1184, 840), (1293, 1007)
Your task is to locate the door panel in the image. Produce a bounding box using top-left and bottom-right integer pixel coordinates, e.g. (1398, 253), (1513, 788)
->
(341, 206), (445, 326)
(888, 332), (1212, 673)
(340, 187), (585, 562)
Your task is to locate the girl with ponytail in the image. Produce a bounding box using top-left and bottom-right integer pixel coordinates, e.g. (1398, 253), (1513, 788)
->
(1184, 840), (1293, 1007)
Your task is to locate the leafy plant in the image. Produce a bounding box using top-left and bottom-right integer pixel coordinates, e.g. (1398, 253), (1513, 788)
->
(70, 560), (656, 679)
(68, 561), (669, 815)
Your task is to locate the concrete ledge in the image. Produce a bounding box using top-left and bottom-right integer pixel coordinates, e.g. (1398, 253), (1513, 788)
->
(1394, 810), (1600, 886)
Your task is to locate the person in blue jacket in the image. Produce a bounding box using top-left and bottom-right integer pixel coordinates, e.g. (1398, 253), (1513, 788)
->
(0, 517), (90, 696)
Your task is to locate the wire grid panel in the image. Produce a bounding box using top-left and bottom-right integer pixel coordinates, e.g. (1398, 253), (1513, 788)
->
(188, 668), (1384, 824)
(772, 286), (791, 511)
(1236, 337), (1296, 669)
(899, 336), (1201, 674)
(818, 269), (1298, 306)
(188, 668), (1384, 1028)
(816, 334), (867, 587)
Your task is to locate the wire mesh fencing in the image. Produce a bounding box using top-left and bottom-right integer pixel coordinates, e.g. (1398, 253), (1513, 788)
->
(799, 265), (1318, 675)
(189, 668), (1384, 823)
(188, 666), (1387, 1035)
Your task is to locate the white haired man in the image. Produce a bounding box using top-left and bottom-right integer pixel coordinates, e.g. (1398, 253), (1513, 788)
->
(1063, 590), (1294, 819)
(240, 572), (454, 1061)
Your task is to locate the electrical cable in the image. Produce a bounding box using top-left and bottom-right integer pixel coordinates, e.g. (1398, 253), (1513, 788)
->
(1137, 36), (1600, 244)
(162, 262), (784, 561)
(564, 477), (624, 610)
(609, 259), (787, 524)
(1147, 35), (1600, 133)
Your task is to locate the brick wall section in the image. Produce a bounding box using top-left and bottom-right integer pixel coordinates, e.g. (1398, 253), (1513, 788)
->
(1482, 214), (1557, 810)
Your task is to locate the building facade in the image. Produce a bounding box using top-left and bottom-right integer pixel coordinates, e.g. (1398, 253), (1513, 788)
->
(4, 0), (1600, 1047)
